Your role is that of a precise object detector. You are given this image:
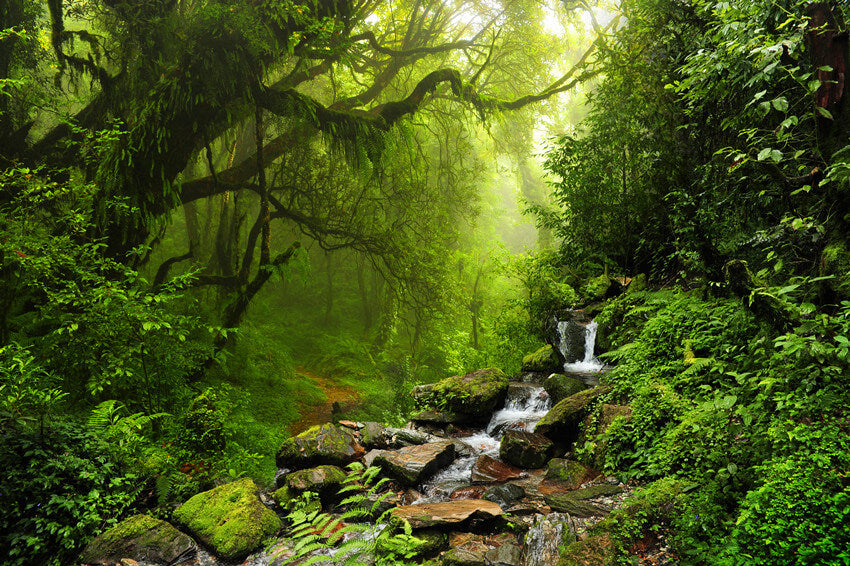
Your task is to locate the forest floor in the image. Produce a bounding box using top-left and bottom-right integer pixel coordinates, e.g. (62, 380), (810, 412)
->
(288, 368), (362, 435)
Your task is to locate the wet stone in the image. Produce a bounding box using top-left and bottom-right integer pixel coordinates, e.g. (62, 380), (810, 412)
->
(543, 493), (607, 517)
(485, 543), (523, 566)
(441, 547), (487, 566)
(471, 455), (526, 483)
(499, 430), (553, 469)
(374, 440), (456, 486)
(483, 484), (525, 510)
(391, 499), (503, 529)
(451, 486), (488, 500)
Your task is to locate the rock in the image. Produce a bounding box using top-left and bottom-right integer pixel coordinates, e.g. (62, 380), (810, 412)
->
(485, 543), (523, 566)
(391, 500), (503, 529)
(411, 410), (458, 424)
(549, 310), (592, 364)
(411, 383), (436, 407)
(570, 484), (624, 499)
(542, 373), (586, 403)
(364, 448), (389, 468)
(276, 423), (365, 469)
(582, 274), (613, 301)
(522, 512), (576, 566)
(499, 430), (553, 469)
(338, 420), (362, 429)
(482, 484), (525, 509)
(374, 440), (456, 486)
(520, 345), (561, 373)
(538, 459), (593, 494)
(440, 547), (487, 566)
(429, 368), (510, 419)
(277, 465), (347, 500)
(173, 478), (281, 561)
(79, 515), (196, 565)
(534, 386), (612, 443)
(384, 426), (436, 447)
(451, 486), (488, 500)
(412, 529), (449, 556)
(449, 532), (488, 553)
(361, 421), (386, 448)
(543, 493), (606, 517)
(471, 455), (526, 483)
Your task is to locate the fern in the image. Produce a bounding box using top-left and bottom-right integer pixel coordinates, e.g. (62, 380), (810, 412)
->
(282, 463), (422, 566)
(598, 342), (639, 363)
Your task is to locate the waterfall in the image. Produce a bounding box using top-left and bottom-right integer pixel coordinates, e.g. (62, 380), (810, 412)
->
(557, 317), (604, 373)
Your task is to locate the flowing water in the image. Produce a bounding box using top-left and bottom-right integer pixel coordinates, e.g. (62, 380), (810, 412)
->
(416, 385), (552, 502)
(562, 319), (604, 373)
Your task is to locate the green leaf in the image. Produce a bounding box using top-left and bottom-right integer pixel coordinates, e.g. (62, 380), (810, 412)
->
(817, 106), (833, 119)
(771, 98), (788, 112)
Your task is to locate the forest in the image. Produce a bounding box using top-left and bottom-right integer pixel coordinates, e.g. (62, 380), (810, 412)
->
(1, 0), (849, 565)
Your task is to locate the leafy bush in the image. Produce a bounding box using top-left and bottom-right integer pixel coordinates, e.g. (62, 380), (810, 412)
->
(0, 421), (141, 566)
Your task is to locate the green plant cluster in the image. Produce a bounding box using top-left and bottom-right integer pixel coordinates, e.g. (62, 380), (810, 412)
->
(580, 286), (850, 564)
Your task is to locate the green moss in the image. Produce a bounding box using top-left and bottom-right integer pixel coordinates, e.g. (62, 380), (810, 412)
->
(544, 458), (591, 488)
(79, 515), (196, 564)
(276, 423), (363, 468)
(535, 386), (612, 440)
(582, 275), (612, 302)
(173, 478), (281, 561)
(430, 368), (509, 417)
(543, 374), (586, 403)
(521, 345), (561, 373)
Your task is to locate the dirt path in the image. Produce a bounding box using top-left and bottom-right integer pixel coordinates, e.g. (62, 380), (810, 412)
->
(288, 368), (362, 436)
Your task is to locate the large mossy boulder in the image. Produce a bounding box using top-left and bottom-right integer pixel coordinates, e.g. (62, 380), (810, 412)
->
(428, 368), (509, 419)
(276, 422), (365, 469)
(542, 373), (586, 403)
(535, 386), (612, 444)
(521, 345), (561, 373)
(79, 514), (196, 565)
(273, 464), (347, 507)
(539, 459), (594, 493)
(499, 430), (554, 469)
(173, 478), (281, 561)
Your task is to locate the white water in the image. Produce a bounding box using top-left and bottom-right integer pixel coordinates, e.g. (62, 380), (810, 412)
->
(561, 319), (604, 373)
(416, 386), (551, 502)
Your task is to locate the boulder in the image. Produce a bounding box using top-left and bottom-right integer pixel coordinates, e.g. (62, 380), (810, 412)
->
(373, 440), (456, 486)
(276, 465), (347, 499)
(411, 529), (448, 556)
(483, 483), (525, 510)
(360, 421), (386, 448)
(499, 430), (553, 469)
(390, 499), (503, 529)
(522, 513), (576, 566)
(276, 423), (365, 469)
(411, 383), (436, 407)
(542, 373), (586, 403)
(470, 455), (526, 483)
(520, 345), (561, 373)
(538, 459), (593, 494)
(581, 403), (632, 468)
(384, 426), (437, 447)
(440, 547), (487, 566)
(429, 368), (509, 419)
(543, 493), (606, 518)
(79, 515), (196, 565)
(534, 386), (612, 443)
(173, 478), (281, 561)
(485, 543), (523, 566)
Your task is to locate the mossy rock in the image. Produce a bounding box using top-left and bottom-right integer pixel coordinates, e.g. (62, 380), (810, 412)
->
(582, 275), (613, 302)
(282, 464), (347, 493)
(557, 533), (615, 566)
(430, 368), (509, 418)
(499, 430), (553, 469)
(535, 386), (612, 444)
(544, 458), (592, 490)
(79, 514), (196, 565)
(542, 373), (587, 403)
(173, 478), (281, 561)
(410, 529), (448, 557)
(544, 494), (606, 517)
(521, 345), (561, 373)
(440, 547), (487, 566)
(570, 484), (624, 499)
(276, 423), (365, 469)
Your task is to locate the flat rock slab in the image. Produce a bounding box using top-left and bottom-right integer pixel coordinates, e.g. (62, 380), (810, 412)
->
(471, 454), (526, 483)
(543, 493), (607, 518)
(374, 440), (455, 486)
(391, 499), (503, 529)
(80, 514), (196, 565)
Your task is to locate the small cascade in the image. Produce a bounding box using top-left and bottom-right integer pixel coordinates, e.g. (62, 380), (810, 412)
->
(563, 320), (603, 373)
(416, 385), (551, 502)
(522, 513), (576, 566)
